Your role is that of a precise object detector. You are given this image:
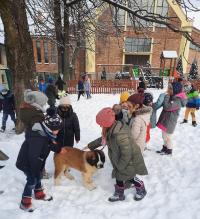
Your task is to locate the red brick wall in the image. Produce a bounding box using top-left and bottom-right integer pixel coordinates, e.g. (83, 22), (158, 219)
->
(32, 38), (58, 74)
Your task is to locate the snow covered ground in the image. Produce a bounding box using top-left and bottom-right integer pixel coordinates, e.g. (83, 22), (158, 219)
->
(0, 89), (200, 219)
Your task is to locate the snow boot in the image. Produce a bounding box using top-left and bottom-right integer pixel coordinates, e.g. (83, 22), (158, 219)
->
(34, 188), (53, 201)
(160, 148), (172, 155)
(0, 127), (5, 133)
(192, 121), (197, 127)
(180, 119), (187, 124)
(134, 183), (147, 201)
(108, 185), (125, 202)
(156, 145), (167, 154)
(20, 197), (35, 212)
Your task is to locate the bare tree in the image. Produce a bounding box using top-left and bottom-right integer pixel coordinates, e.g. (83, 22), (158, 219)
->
(0, 0), (35, 133)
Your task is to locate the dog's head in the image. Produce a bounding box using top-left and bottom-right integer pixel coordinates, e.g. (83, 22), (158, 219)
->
(86, 150), (105, 169)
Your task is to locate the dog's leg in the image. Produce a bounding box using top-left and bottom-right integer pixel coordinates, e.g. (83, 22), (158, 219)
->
(82, 172), (96, 191)
(64, 167), (75, 180)
(54, 159), (65, 186)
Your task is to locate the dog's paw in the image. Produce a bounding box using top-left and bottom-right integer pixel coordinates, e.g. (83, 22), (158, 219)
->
(85, 183), (97, 191)
(54, 179), (61, 186)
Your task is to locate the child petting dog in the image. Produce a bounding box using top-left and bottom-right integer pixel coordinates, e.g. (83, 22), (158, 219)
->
(16, 91), (64, 212)
(87, 107), (148, 202)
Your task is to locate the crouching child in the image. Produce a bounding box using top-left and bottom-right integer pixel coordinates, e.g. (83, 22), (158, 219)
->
(16, 113), (63, 212)
(87, 107), (148, 202)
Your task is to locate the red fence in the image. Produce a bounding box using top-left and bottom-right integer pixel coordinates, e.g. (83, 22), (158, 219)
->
(67, 80), (139, 94)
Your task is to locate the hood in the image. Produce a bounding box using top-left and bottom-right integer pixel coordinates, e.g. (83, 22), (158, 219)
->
(172, 92), (187, 107)
(134, 106), (152, 125)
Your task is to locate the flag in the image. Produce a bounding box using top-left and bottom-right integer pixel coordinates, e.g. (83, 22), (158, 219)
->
(188, 59), (198, 80)
(176, 55), (183, 78)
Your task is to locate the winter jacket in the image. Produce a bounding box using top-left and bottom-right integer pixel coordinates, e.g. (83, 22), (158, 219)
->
(84, 80), (91, 91)
(150, 93), (166, 128)
(38, 83), (47, 93)
(55, 78), (66, 91)
(77, 80), (84, 91)
(88, 121), (148, 181)
(130, 106), (152, 152)
(16, 123), (61, 177)
(57, 106), (80, 147)
(157, 92), (187, 134)
(45, 84), (57, 106)
(19, 102), (45, 130)
(0, 91), (15, 113)
(186, 90), (200, 108)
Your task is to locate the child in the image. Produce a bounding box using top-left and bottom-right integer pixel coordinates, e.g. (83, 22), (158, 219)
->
(57, 96), (80, 147)
(127, 93), (152, 153)
(0, 88), (16, 132)
(143, 93), (153, 144)
(38, 78), (47, 93)
(87, 107), (148, 202)
(45, 77), (58, 107)
(181, 82), (200, 127)
(16, 113), (63, 212)
(84, 75), (92, 99)
(77, 78), (85, 101)
(157, 82), (187, 155)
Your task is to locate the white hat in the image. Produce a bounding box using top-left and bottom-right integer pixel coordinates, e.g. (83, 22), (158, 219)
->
(59, 96), (71, 105)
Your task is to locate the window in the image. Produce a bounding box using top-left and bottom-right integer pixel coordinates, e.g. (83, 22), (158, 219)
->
(36, 41), (41, 63)
(127, 0), (154, 27)
(51, 43), (57, 63)
(125, 38), (151, 53)
(190, 43), (200, 52)
(156, 0), (168, 27)
(44, 41), (49, 63)
(115, 9), (125, 26)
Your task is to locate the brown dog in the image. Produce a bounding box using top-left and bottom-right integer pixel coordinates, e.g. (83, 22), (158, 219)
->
(54, 147), (105, 190)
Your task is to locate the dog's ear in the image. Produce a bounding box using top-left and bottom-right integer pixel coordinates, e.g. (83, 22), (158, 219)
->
(96, 150), (105, 163)
(86, 152), (98, 166)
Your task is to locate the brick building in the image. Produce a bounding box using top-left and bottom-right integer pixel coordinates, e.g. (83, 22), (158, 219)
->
(85, 0), (200, 78)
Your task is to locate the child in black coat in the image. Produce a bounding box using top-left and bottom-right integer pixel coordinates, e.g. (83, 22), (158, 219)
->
(0, 88), (16, 132)
(16, 113), (63, 212)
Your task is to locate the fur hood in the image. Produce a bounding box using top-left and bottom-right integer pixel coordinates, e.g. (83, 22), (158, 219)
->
(135, 106), (152, 116)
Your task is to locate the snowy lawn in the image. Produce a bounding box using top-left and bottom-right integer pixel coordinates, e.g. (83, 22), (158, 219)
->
(0, 89), (200, 219)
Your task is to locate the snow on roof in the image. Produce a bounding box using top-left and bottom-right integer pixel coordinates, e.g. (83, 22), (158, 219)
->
(162, 51), (178, 59)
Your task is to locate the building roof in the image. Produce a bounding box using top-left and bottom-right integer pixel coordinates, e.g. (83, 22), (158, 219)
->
(161, 50), (178, 59)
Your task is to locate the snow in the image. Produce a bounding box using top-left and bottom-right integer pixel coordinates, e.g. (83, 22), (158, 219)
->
(0, 89), (200, 219)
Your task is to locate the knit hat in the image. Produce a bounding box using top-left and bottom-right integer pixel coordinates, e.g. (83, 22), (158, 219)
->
(120, 91), (130, 103)
(44, 114), (63, 131)
(48, 77), (53, 84)
(59, 96), (71, 105)
(171, 82), (182, 95)
(24, 89), (48, 110)
(143, 93), (153, 106)
(127, 93), (144, 105)
(96, 107), (115, 127)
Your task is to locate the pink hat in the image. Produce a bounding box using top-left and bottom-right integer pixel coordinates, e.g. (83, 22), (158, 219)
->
(96, 107), (115, 127)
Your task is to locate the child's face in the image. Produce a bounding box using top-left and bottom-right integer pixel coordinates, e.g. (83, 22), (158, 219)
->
(127, 101), (139, 113)
(121, 102), (129, 110)
(52, 130), (59, 135)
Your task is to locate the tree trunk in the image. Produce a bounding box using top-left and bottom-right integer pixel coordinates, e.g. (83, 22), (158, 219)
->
(0, 0), (35, 133)
(63, 0), (70, 81)
(53, 0), (63, 75)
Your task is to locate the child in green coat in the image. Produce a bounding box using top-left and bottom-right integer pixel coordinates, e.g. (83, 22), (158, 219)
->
(87, 107), (148, 202)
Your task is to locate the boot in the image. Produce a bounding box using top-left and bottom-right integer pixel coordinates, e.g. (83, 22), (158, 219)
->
(0, 127), (5, 133)
(108, 185), (125, 202)
(20, 197), (35, 212)
(180, 119), (187, 124)
(156, 145), (167, 154)
(134, 183), (147, 201)
(192, 121), (197, 127)
(160, 148), (172, 155)
(34, 188), (53, 201)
